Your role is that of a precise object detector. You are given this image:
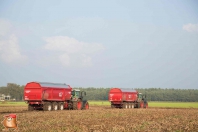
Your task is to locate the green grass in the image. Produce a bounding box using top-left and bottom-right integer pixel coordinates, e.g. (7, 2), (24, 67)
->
(89, 101), (198, 108)
(0, 101), (27, 106)
(89, 100), (111, 106)
(1, 101), (198, 108)
(148, 101), (198, 108)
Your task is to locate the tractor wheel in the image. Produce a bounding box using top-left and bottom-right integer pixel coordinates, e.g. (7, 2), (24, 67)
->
(83, 102), (89, 110)
(28, 104), (34, 111)
(77, 101), (82, 110)
(73, 100), (82, 110)
(43, 102), (52, 111)
(144, 103), (148, 108)
(58, 102), (64, 110)
(72, 101), (77, 110)
(140, 102), (144, 108)
(52, 102), (58, 111)
(137, 102), (141, 108)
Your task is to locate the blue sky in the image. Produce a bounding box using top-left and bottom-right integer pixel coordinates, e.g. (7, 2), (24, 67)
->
(0, 0), (198, 88)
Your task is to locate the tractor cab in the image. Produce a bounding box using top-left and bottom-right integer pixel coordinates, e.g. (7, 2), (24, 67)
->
(138, 93), (142, 100)
(71, 89), (86, 101)
(137, 93), (146, 102)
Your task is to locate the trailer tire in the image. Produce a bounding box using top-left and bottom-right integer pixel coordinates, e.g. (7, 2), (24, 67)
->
(28, 104), (34, 111)
(58, 102), (64, 110)
(44, 102), (52, 111)
(111, 104), (115, 108)
(128, 103), (131, 109)
(123, 102), (127, 109)
(52, 102), (58, 111)
(131, 103), (134, 109)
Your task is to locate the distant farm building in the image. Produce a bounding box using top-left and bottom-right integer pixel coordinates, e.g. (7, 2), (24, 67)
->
(0, 94), (11, 101)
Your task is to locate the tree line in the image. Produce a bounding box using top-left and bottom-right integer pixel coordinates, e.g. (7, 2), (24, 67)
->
(0, 83), (198, 102)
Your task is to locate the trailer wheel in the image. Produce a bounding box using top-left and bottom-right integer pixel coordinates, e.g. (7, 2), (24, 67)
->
(28, 104), (34, 111)
(52, 102), (58, 111)
(131, 103), (134, 109)
(44, 102), (52, 111)
(111, 104), (115, 108)
(58, 102), (64, 110)
(123, 102), (127, 109)
(128, 103), (131, 109)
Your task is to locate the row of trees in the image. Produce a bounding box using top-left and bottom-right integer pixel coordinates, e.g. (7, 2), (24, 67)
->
(0, 83), (24, 101)
(0, 84), (198, 102)
(78, 87), (198, 102)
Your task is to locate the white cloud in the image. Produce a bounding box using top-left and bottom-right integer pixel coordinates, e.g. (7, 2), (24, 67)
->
(0, 19), (12, 37)
(0, 34), (28, 64)
(44, 36), (84, 54)
(0, 19), (28, 64)
(44, 36), (105, 67)
(183, 23), (198, 32)
(59, 53), (70, 66)
(54, 17), (107, 35)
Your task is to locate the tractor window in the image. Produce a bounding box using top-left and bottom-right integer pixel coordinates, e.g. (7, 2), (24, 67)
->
(75, 91), (80, 96)
(71, 91), (75, 96)
(71, 91), (80, 96)
(138, 94), (142, 99)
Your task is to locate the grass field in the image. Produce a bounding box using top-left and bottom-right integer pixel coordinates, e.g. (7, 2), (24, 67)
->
(1, 101), (198, 108)
(89, 101), (198, 108)
(148, 101), (198, 108)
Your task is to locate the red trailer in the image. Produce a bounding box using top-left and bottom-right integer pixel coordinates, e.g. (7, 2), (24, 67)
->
(24, 82), (89, 111)
(109, 88), (148, 109)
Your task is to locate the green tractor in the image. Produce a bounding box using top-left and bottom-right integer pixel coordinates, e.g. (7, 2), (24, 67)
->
(71, 89), (89, 110)
(137, 93), (148, 108)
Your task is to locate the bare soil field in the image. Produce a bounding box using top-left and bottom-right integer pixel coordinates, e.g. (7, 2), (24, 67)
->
(0, 106), (198, 132)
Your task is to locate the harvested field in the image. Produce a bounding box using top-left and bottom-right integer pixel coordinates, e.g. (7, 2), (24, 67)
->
(0, 106), (198, 132)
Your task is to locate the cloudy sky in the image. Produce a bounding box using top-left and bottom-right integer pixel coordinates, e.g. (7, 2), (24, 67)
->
(0, 0), (198, 88)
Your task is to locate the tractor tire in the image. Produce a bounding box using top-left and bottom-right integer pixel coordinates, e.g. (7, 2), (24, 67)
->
(83, 102), (89, 110)
(52, 102), (58, 111)
(28, 104), (34, 111)
(140, 101), (144, 108)
(58, 102), (64, 110)
(77, 101), (82, 110)
(73, 101), (77, 110)
(144, 102), (148, 108)
(137, 102), (141, 108)
(73, 100), (82, 110)
(43, 102), (52, 111)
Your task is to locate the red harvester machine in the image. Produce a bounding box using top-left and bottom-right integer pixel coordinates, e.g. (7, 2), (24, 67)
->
(109, 88), (148, 109)
(24, 82), (89, 111)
